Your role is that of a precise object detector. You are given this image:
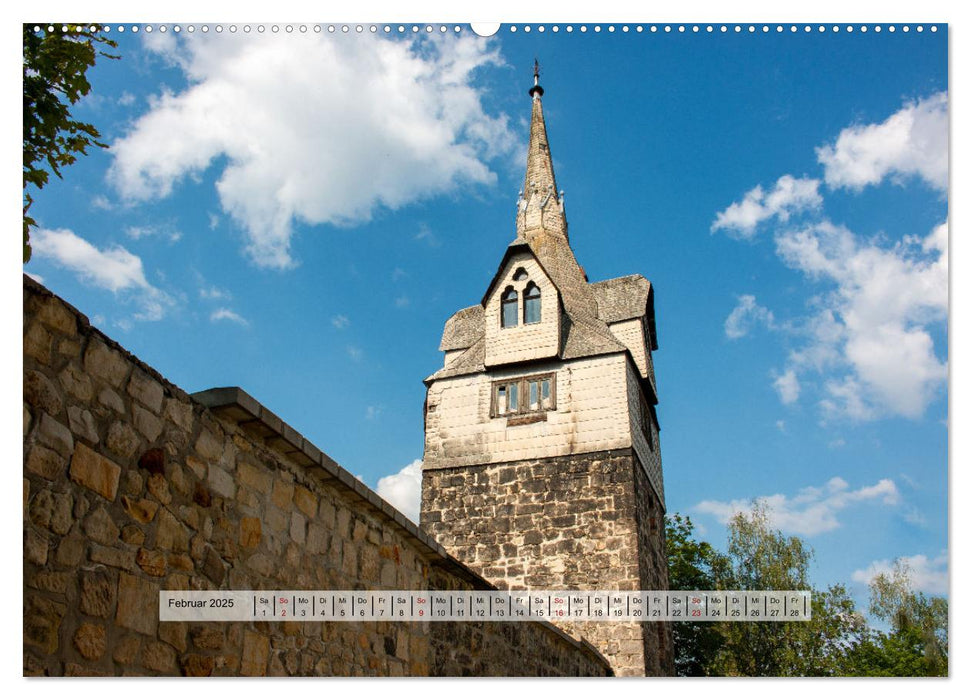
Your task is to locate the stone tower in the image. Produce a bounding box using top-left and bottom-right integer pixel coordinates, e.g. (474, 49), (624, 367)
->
(420, 67), (674, 677)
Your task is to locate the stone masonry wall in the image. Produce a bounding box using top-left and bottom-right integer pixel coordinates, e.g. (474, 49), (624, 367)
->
(23, 276), (609, 677)
(421, 449), (673, 677)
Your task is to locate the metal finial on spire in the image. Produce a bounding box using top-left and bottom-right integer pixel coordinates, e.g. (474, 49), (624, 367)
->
(528, 59), (544, 98)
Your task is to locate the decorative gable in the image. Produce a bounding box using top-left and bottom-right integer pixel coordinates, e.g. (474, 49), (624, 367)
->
(483, 250), (560, 367)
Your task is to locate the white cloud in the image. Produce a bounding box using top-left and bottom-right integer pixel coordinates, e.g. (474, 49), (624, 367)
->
(331, 314), (350, 330)
(776, 220), (947, 420)
(208, 212), (220, 230)
(712, 175), (822, 238)
(200, 285), (231, 301)
(725, 294), (775, 339)
(30, 227), (172, 321)
(775, 420), (786, 432)
(695, 476), (899, 537)
(817, 92), (948, 192)
(210, 308), (249, 326)
(26, 272), (44, 284)
(91, 194), (112, 211)
(376, 459), (422, 523)
(365, 405), (382, 420)
(773, 369), (801, 405)
(109, 32), (515, 268)
(903, 507), (927, 527)
(125, 224), (182, 243)
(347, 345), (363, 362)
(851, 552), (948, 596)
(394, 295), (411, 309)
(414, 222), (441, 247)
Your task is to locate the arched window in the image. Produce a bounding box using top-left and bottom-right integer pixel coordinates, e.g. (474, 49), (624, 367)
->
(513, 267), (529, 281)
(524, 283), (541, 324)
(501, 287), (518, 328)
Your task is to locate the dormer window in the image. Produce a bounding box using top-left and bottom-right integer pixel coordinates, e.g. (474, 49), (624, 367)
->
(501, 287), (519, 328)
(524, 283), (541, 324)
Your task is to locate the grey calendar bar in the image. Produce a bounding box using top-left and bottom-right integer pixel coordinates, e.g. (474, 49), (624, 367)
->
(159, 590), (812, 622)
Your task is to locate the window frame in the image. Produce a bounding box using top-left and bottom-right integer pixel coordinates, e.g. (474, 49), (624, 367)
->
(500, 286), (519, 328)
(523, 282), (542, 325)
(490, 372), (556, 419)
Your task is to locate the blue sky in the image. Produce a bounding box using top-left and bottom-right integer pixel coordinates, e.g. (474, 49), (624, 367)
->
(24, 23), (948, 611)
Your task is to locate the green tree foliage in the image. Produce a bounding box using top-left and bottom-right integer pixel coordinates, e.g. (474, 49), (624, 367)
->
(665, 503), (946, 677)
(664, 514), (729, 675)
(23, 24), (117, 262)
(710, 502), (862, 676)
(841, 559), (948, 676)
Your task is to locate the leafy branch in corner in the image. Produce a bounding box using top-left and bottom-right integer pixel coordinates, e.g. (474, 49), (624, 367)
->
(23, 23), (118, 262)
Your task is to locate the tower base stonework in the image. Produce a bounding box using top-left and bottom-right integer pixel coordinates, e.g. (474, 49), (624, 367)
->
(421, 450), (674, 677)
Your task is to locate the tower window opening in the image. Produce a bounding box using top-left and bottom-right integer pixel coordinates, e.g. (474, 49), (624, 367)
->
(501, 287), (519, 328)
(491, 373), (555, 417)
(524, 283), (542, 324)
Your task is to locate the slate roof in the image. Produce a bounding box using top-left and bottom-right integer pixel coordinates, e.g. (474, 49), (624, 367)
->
(438, 305), (484, 351)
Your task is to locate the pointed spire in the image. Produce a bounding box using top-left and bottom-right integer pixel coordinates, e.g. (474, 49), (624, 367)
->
(517, 61), (567, 241)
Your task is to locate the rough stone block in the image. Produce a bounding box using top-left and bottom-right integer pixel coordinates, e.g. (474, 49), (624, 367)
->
(142, 641), (177, 673)
(24, 369), (63, 415)
(241, 631), (270, 676)
(70, 443), (121, 501)
(208, 465), (235, 499)
(34, 295), (77, 335)
(128, 370), (165, 413)
(239, 517), (262, 549)
(50, 492), (73, 535)
(164, 398), (194, 432)
(133, 404), (163, 442)
(59, 363), (94, 402)
(83, 506), (120, 545)
(84, 338), (130, 388)
(24, 594), (65, 654)
(24, 321), (53, 364)
(156, 508), (189, 553)
(293, 485), (318, 518)
(79, 568), (116, 618)
(25, 528), (49, 565)
(290, 511), (306, 545)
(73, 622), (107, 660)
(28, 488), (54, 530)
(159, 621), (188, 653)
(271, 479), (294, 510)
(195, 429), (223, 462)
(147, 473), (172, 505)
(25, 444), (65, 481)
(122, 495), (159, 524)
(136, 548), (167, 577)
(38, 412), (74, 457)
(238, 461), (272, 494)
(113, 635), (140, 665)
(68, 406), (99, 444)
(98, 387), (126, 414)
(182, 654), (215, 676)
(116, 571), (159, 636)
(90, 543), (136, 572)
